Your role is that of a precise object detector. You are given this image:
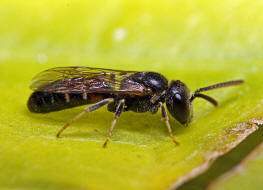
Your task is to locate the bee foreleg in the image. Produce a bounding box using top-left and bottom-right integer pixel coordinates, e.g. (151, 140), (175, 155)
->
(103, 99), (125, 148)
(56, 98), (114, 138)
(159, 102), (179, 146)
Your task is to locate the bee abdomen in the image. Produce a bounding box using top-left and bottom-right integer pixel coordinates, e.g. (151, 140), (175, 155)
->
(27, 91), (105, 113)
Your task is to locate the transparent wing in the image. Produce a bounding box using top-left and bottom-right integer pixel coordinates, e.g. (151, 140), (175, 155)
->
(30, 67), (148, 95)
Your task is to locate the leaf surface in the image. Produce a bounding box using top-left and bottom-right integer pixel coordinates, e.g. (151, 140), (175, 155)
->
(208, 121), (263, 190)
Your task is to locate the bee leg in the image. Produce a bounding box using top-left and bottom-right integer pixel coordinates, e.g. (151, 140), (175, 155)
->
(159, 102), (180, 146)
(103, 99), (125, 148)
(56, 98), (114, 138)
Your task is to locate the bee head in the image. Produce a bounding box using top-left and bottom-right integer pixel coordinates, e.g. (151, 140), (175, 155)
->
(165, 79), (244, 125)
(165, 80), (193, 125)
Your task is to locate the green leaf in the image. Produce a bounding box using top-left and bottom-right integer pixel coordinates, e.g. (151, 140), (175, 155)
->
(208, 121), (263, 190)
(1, 1), (263, 190)
(177, 119), (263, 190)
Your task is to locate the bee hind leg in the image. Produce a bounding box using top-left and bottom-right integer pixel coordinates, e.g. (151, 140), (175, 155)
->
(56, 98), (114, 138)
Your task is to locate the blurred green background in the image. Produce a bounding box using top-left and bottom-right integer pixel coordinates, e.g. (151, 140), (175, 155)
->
(1, 0), (263, 70)
(1, 1), (263, 190)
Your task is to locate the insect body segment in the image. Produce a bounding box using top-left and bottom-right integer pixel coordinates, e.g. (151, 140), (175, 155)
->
(27, 91), (106, 113)
(28, 66), (244, 147)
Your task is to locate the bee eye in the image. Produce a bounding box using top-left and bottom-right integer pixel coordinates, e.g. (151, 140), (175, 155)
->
(175, 93), (182, 101)
(165, 80), (193, 125)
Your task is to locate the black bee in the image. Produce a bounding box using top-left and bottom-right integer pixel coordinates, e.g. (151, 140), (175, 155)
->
(27, 67), (244, 147)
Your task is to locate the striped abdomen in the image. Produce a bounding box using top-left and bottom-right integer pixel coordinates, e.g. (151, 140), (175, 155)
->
(27, 91), (107, 113)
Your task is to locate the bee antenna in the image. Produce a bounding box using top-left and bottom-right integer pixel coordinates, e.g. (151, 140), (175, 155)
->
(190, 93), (218, 107)
(190, 80), (244, 106)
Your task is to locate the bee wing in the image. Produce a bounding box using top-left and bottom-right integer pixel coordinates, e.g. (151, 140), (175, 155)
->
(30, 67), (148, 95)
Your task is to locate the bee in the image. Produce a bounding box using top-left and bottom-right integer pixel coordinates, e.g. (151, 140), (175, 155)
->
(27, 67), (244, 147)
